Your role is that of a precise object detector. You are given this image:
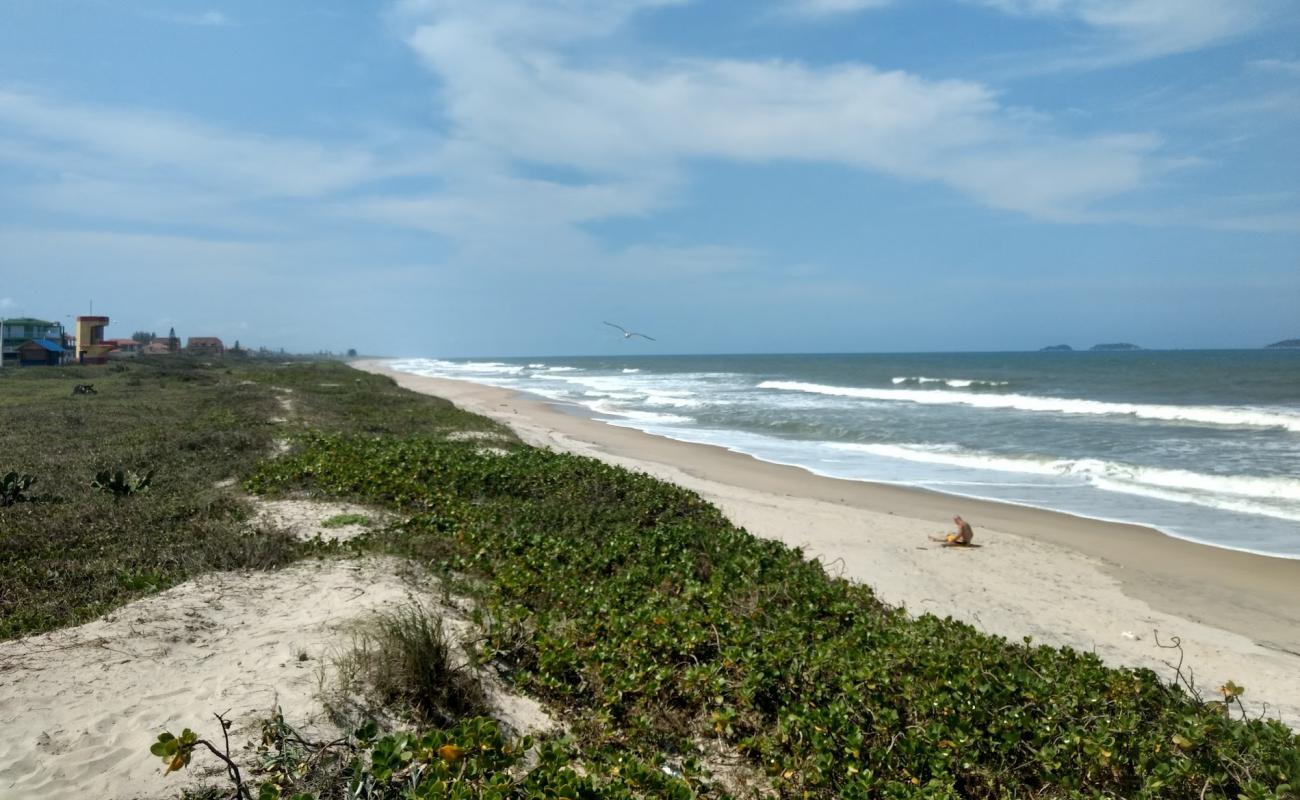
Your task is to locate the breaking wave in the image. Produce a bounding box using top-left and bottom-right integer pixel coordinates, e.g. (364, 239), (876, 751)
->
(830, 443), (1300, 522)
(891, 376), (1009, 388)
(760, 381), (1300, 432)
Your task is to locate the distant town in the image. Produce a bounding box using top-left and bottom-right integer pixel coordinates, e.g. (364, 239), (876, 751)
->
(0, 313), (356, 368)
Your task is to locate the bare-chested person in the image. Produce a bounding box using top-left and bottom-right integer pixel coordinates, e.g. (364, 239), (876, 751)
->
(931, 515), (975, 547)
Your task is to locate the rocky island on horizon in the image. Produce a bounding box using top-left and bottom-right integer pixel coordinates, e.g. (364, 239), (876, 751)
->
(1264, 338), (1300, 349)
(1089, 342), (1143, 351)
(1040, 344), (1074, 351)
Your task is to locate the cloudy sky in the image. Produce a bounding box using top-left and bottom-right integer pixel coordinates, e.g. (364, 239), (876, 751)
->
(1, 0), (1297, 354)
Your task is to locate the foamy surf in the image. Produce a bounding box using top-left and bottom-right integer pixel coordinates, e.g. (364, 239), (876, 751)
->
(385, 351), (1300, 558)
(761, 381), (1300, 432)
(891, 376), (1010, 388)
(828, 443), (1300, 523)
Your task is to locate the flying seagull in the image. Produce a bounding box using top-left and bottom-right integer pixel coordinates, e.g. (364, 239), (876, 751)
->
(604, 321), (656, 341)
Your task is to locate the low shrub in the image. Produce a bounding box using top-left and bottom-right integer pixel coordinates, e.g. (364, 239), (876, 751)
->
(1, 471), (37, 506)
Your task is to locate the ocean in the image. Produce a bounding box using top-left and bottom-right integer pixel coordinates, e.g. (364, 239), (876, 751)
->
(388, 351), (1300, 559)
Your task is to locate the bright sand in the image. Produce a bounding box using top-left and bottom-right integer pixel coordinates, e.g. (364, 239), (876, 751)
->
(0, 509), (554, 799)
(355, 359), (1300, 727)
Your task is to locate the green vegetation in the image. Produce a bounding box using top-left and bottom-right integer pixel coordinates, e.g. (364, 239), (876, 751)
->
(1, 470), (38, 506)
(321, 512), (373, 528)
(333, 604), (489, 727)
(91, 467), (155, 498)
(0, 356), (508, 640)
(5, 356), (1297, 797)
(242, 434), (1300, 799)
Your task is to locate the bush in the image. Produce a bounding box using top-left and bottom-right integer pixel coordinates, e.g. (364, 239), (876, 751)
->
(1, 471), (37, 506)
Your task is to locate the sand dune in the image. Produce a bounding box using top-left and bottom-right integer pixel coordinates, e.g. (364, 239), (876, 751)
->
(1, 558), (419, 799)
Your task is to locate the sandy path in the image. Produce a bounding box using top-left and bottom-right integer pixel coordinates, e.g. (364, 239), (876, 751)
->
(357, 360), (1300, 729)
(0, 558), (421, 799)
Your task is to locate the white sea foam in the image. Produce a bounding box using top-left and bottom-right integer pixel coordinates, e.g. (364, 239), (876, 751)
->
(829, 443), (1300, 522)
(527, 363), (546, 369)
(545, 366), (577, 372)
(890, 376), (1010, 388)
(644, 391), (701, 408)
(588, 401), (692, 425)
(622, 368), (641, 373)
(761, 381), (1300, 432)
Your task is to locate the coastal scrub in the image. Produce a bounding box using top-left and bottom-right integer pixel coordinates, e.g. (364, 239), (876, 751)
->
(246, 431), (1300, 798)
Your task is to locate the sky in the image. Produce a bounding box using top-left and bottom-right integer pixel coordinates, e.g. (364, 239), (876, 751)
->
(0, 0), (1297, 355)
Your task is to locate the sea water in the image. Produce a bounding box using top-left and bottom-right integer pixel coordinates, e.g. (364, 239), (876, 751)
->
(389, 351), (1300, 558)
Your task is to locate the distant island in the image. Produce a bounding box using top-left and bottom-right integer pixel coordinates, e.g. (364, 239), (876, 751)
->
(1264, 338), (1300, 349)
(1039, 344), (1073, 352)
(1090, 343), (1142, 351)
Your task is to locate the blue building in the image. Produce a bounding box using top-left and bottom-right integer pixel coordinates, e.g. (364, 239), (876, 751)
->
(17, 338), (64, 366)
(1, 318), (65, 367)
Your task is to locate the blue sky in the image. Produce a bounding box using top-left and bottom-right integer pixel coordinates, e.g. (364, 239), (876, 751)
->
(1, 0), (1297, 355)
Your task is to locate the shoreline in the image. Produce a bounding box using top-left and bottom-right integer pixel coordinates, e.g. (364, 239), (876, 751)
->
(599, 416), (1300, 563)
(356, 359), (1300, 726)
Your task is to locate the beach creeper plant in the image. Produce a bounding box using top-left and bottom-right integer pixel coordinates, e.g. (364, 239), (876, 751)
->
(152, 715), (698, 799)
(243, 432), (1300, 799)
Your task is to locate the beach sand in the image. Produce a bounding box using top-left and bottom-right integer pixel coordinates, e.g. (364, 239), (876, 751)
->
(356, 359), (1300, 728)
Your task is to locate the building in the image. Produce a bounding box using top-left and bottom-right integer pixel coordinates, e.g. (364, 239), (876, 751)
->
(147, 331), (181, 354)
(16, 339), (64, 367)
(106, 338), (142, 357)
(186, 336), (225, 356)
(74, 315), (112, 365)
(1, 317), (64, 367)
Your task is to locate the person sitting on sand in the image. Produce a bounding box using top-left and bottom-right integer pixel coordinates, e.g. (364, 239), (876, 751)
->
(931, 515), (974, 546)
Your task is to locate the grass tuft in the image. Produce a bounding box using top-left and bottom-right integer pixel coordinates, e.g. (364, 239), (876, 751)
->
(334, 604), (488, 728)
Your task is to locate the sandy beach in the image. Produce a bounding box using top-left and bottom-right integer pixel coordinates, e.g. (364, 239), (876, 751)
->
(356, 359), (1300, 728)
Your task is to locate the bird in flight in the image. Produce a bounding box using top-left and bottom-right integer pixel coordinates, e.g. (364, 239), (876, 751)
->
(604, 321), (656, 341)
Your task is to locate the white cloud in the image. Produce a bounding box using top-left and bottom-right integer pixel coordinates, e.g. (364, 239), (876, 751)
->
(972, 0), (1269, 65)
(156, 10), (232, 27)
(1250, 58), (1300, 76)
(399, 2), (1159, 220)
(798, 0), (1272, 65)
(0, 89), (404, 198)
(782, 0), (896, 17)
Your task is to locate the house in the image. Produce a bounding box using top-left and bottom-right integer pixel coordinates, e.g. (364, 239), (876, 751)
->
(106, 338), (142, 358)
(1, 317), (64, 367)
(186, 336), (225, 356)
(16, 338), (64, 367)
(147, 334), (180, 354)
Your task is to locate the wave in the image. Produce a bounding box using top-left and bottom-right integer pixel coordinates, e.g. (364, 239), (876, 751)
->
(830, 443), (1300, 522)
(589, 401), (692, 425)
(891, 376), (1009, 388)
(622, 368), (641, 373)
(390, 358), (526, 377)
(527, 363), (546, 369)
(760, 381), (1300, 432)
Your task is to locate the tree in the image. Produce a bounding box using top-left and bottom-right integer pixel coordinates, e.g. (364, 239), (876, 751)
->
(132, 331), (156, 344)
(347, 348), (357, 357)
